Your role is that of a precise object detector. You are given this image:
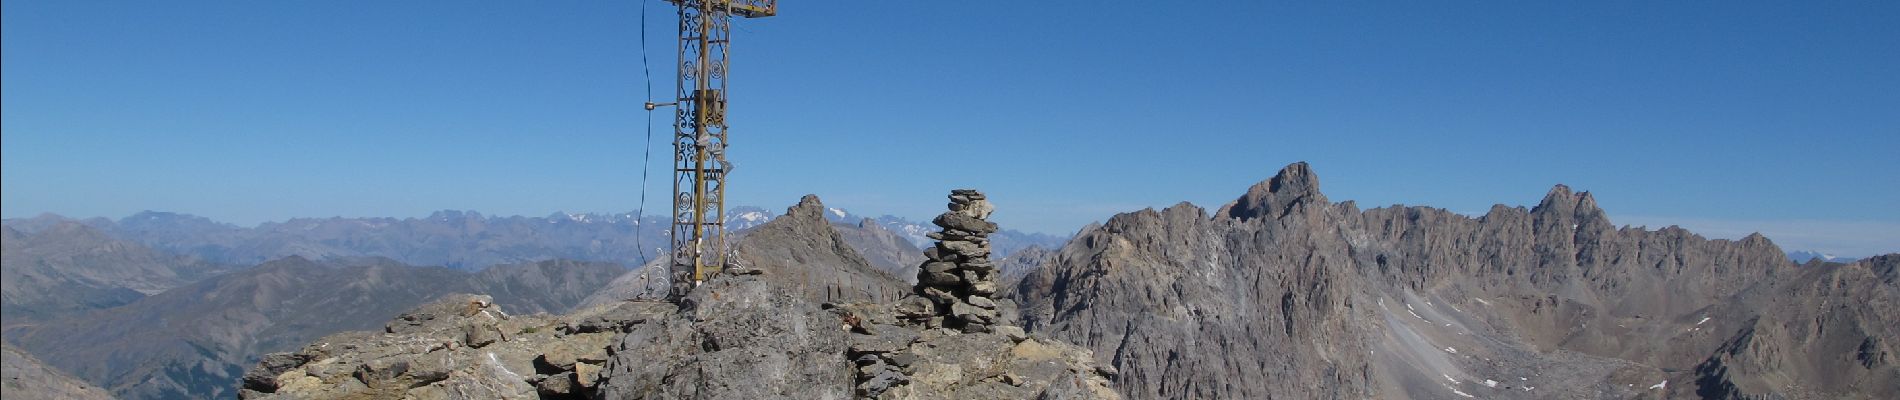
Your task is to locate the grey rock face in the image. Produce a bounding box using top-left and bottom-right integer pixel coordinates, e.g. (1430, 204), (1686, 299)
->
(594, 274), (856, 399)
(1016, 162), (1893, 400)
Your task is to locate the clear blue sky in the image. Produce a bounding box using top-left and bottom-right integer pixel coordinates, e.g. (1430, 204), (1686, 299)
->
(4, 1), (1896, 256)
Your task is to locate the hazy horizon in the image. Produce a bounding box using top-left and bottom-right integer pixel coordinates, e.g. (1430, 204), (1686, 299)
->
(6, 2), (1896, 256)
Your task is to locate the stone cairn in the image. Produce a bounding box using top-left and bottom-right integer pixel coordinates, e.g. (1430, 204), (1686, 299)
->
(911, 189), (1003, 333)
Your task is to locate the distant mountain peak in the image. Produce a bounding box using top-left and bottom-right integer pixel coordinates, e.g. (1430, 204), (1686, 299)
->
(1788, 250), (1857, 263)
(787, 194), (828, 221)
(1215, 161), (1328, 222)
(1534, 184), (1603, 214)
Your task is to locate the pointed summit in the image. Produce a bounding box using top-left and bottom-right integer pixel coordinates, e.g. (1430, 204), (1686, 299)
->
(1535, 184), (1575, 213)
(1216, 162), (1328, 222)
(785, 194), (828, 221)
(1532, 184), (1606, 219)
(736, 194), (908, 303)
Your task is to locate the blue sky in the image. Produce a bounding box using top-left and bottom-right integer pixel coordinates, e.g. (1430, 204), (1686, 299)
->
(4, 1), (1896, 256)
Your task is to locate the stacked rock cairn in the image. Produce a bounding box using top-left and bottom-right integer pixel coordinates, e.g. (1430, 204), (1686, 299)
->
(912, 189), (1004, 333)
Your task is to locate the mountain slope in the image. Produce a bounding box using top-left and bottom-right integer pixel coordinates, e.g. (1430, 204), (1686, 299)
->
(1016, 162), (1888, 399)
(833, 217), (928, 283)
(5, 257), (623, 399)
(1, 222), (229, 325)
(1682, 255), (1899, 399)
(2, 343), (114, 400)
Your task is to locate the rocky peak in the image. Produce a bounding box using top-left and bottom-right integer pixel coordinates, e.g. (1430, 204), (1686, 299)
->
(732, 195), (909, 303)
(787, 194), (829, 221)
(1215, 161), (1328, 222)
(1532, 184), (1606, 218)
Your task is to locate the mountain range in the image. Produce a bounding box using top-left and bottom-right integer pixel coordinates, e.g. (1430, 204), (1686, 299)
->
(1785, 250), (1858, 264)
(3, 163), (1892, 399)
(6, 205), (1063, 274)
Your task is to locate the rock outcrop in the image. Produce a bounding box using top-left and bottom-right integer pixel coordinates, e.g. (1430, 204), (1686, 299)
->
(240, 294), (672, 399)
(834, 299), (1119, 400)
(594, 273), (855, 398)
(591, 270), (1118, 400)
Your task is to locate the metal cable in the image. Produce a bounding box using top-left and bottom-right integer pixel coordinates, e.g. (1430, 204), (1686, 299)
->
(634, 0), (656, 265)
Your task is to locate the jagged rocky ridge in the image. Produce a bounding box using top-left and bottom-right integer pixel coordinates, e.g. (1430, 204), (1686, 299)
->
(1014, 162), (1897, 399)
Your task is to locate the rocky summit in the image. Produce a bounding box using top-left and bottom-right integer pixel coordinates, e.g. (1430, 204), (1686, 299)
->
(240, 194), (1119, 400)
(240, 294), (673, 399)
